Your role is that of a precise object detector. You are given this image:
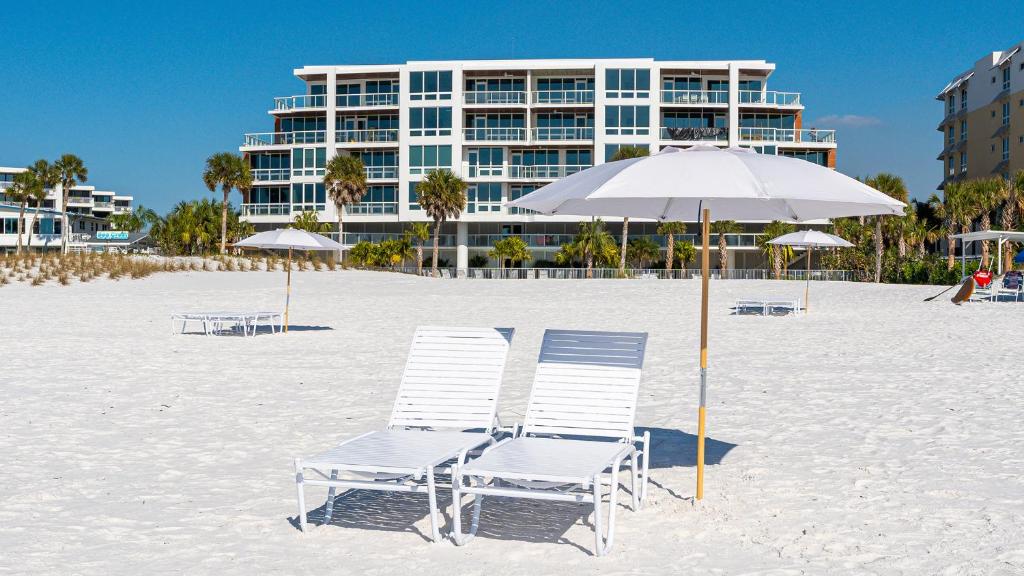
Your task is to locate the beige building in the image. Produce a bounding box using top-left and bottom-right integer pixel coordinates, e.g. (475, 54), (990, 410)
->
(937, 41), (1024, 189)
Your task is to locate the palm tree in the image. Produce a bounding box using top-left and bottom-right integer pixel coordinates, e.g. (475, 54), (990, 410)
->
(710, 220), (742, 272)
(6, 171), (41, 255)
(489, 236), (531, 274)
(575, 218), (616, 278)
(417, 169), (467, 277)
(971, 177), (1007, 268)
(110, 204), (159, 233)
(656, 221), (687, 270)
(626, 236), (660, 269)
(759, 221), (796, 279)
(1002, 171), (1024, 266)
(54, 154), (88, 254)
(608, 146), (650, 275)
(405, 222), (431, 275)
(554, 243), (581, 267)
(323, 154), (368, 242)
(673, 239), (696, 269)
(866, 173), (908, 282)
(290, 210), (332, 234)
(202, 152), (252, 254)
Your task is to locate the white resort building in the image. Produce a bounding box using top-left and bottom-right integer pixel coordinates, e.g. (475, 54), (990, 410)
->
(239, 58), (838, 270)
(0, 166), (134, 252)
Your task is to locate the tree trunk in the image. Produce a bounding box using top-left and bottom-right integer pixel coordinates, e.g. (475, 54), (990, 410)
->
(60, 190), (69, 255)
(431, 220), (440, 278)
(946, 230), (956, 270)
(666, 233), (675, 271)
(874, 216), (883, 283)
(16, 201), (26, 255)
(586, 251), (594, 279)
(416, 244), (423, 275)
(772, 247), (783, 280)
(220, 187), (230, 254)
(718, 233), (728, 272)
(618, 217), (629, 275)
(980, 213), (991, 268)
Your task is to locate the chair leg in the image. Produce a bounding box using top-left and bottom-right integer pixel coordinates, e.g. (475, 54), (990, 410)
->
(641, 430), (651, 503)
(450, 469), (482, 546)
(294, 459), (307, 532)
(426, 467), (441, 542)
(593, 466), (620, 556)
(629, 453), (640, 511)
(323, 469), (339, 524)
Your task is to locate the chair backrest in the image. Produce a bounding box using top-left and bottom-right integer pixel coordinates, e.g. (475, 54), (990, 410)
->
(522, 329), (648, 441)
(388, 326), (514, 432)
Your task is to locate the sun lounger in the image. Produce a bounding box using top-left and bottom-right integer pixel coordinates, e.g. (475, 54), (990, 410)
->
(451, 329), (650, 556)
(734, 298), (801, 315)
(293, 326), (514, 542)
(997, 272), (1023, 302)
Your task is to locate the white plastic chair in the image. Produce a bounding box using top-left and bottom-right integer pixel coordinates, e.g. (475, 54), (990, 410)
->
(294, 326), (514, 542)
(451, 329), (650, 556)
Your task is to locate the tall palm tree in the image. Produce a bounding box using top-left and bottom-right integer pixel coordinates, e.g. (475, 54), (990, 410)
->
(405, 221), (431, 275)
(931, 181), (968, 270)
(673, 239), (696, 269)
(290, 210), (332, 234)
(759, 221), (796, 279)
(607, 146), (650, 275)
(656, 221), (687, 270)
(866, 173), (908, 282)
(710, 220), (742, 272)
(54, 154), (88, 254)
(971, 177), (1007, 268)
(626, 236), (660, 268)
(323, 154), (368, 243)
(489, 236), (531, 274)
(202, 152), (252, 254)
(26, 159), (59, 251)
(110, 204), (159, 233)
(554, 242), (581, 267)
(7, 172), (41, 255)
(575, 218), (615, 278)
(417, 169), (467, 277)
(1002, 171), (1024, 266)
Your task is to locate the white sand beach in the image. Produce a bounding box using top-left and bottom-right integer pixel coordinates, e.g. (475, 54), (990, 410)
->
(1, 270), (1023, 575)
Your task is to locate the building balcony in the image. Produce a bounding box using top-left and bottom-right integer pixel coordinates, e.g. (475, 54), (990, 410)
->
(507, 164), (591, 180)
(273, 94), (326, 111)
(67, 196), (94, 206)
(365, 166), (399, 180)
(463, 91), (527, 105)
(243, 131), (326, 147)
(531, 127), (594, 141)
(738, 90), (801, 106)
(335, 129), (399, 144)
(241, 203), (291, 217)
(336, 93), (400, 108)
(659, 127), (729, 142)
(252, 168), (291, 182)
(112, 205), (132, 214)
(463, 127), (527, 142)
(344, 203), (399, 215)
(468, 233), (577, 248)
(531, 90), (595, 105)
(338, 231), (457, 247)
(738, 127), (836, 144)
(660, 90), (728, 105)
(92, 201), (114, 210)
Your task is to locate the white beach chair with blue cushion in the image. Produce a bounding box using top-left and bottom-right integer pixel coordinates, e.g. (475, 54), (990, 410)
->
(294, 326), (514, 542)
(451, 329), (650, 556)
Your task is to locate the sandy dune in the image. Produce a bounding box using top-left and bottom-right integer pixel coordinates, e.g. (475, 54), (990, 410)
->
(1, 270), (1022, 575)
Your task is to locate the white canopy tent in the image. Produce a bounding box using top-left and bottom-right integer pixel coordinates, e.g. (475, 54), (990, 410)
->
(950, 230), (1024, 276)
(508, 145), (905, 500)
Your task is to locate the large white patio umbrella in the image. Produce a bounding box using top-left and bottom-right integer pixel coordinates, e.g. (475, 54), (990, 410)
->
(768, 230), (853, 312)
(508, 145), (904, 500)
(235, 228), (346, 332)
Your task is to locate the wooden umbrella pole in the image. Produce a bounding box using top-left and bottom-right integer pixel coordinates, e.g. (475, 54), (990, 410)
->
(696, 207), (710, 501)
(806, 246), (812, 313)
(285, 247), (292, 333)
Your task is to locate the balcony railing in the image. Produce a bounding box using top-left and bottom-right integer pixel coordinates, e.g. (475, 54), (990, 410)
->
(532, 90), (595, 104)
(336, 93), (400, 108)
(468, 234), (578, 248)
(365, 166), (399, 180)
(243, 131), (326, 146)
(113, 206), (132, 214)
(67, 196), (93, 205)
(463, 127), (527, 142)
(335, 232), (457, 247)
(467, 233), (763, 248)
(507, 164), (591, 180)
(464, 91), (527, 105)
(739, 90), (801, 106)
(738, 127), (836, 144)
(241, 203), (291, 216)
(345, 203), (399, 215)
(273, 94), (326, 110)
(659, 127), (729, 141)
(92, 201), (113, 209)
(660, 90), (729, 105)
(531, 127), (594, 141)
(252, 168), (290, 181)
(335, 129), (399, 144)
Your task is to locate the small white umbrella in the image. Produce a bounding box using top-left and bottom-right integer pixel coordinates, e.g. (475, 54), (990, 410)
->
(235, 229), (346, 332)
(508, 145), (904, 500)
(768, 230), (854, 312)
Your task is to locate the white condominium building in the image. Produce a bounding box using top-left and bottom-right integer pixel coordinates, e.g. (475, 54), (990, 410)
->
(0, 166), (134, 252)
(239, 58), (837, 270)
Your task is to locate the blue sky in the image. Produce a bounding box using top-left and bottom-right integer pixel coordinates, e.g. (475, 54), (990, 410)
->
(2, 0), (1019, 213)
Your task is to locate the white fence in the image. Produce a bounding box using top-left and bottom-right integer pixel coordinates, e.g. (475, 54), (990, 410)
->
(356, 266), (854, 281)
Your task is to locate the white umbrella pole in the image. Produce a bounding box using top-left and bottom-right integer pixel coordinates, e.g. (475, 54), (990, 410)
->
(285, 247), (292, 333)
(806, 246), (812, 313)
(697, 207), (710, 501)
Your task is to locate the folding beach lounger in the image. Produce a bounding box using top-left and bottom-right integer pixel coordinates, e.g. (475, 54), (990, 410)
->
(452, 329), (650, 556)
(294, 326), (514, 542)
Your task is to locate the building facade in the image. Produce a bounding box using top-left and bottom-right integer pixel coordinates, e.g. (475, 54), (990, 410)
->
(240, 58), (838, 270)
(936, 41), (1024, 189)
(0, 165), (134, 252)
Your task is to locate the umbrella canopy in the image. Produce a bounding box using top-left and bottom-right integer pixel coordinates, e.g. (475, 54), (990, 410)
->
(234, 228), (345, 251)
(768, 230), (854, 248)
(1015, 249), (1024, 264)
(507, 145), (905, 502)
(507, 145), (905, 221)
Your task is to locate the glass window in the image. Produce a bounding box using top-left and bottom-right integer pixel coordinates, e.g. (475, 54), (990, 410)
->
(605, 105), (650, 135)
(408, 182), (421, 210)
(565, 149), (593, 167)
(960, 89), (968, 109)
(1003, 67), (1011, 91)
(948, 95), (955, 115)
(281, 116), (326, 133)
(605, 144), (649, 159)
(410, 71), (453, 101)
(409, 107), (453, 136)
(960, 120), (967, 140)
(467, 182), (502, 213)
(1003, 102), (1011, 125)
(290, 182), (325, 212)
(947, 126), (954, 144)
(605, 69), (650, 98)
(347, 185), (397, 214)
(467, 148), (504, 177)
(779, 149), (827, 166)
(1003, 138), (1010, 161)
(291, 148), (326, 177)
(408, 145), (452, 174)
(961, 151), (968, 173)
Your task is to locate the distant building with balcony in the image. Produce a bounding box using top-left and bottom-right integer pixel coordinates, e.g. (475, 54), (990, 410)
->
(0, 165), (134, 252)
(936, 40), (1024, 190)
(239, 58), (838, 270)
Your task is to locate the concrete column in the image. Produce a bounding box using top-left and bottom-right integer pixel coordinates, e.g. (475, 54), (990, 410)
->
(456, 220), (469, 277)
(727, 64), (739, 147)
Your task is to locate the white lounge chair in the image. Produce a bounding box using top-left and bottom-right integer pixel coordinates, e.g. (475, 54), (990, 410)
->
(293, 326), (514, 542)
(451, 329), (650, 556)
